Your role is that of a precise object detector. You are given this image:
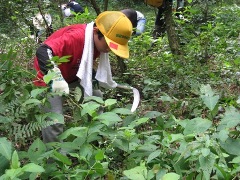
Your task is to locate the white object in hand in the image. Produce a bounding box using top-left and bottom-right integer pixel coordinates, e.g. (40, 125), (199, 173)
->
(50, 67), (69, 94)
(117, 84), (140, 112)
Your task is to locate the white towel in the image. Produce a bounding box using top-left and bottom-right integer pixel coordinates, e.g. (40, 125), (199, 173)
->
(96, 53), (117, 89)
(76, 22), (117, 97)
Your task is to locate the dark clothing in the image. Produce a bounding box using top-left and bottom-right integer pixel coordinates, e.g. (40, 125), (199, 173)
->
(153, 0), (172, 38)
(155, 0), (167, 26)
(67, 1), (84, 14)
(121, 9), (138, 28)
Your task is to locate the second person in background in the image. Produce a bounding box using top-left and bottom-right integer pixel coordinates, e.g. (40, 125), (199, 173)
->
(62, 0), (84, 17)
(121, 9), (146, 36)
(67, 0), (84, 14)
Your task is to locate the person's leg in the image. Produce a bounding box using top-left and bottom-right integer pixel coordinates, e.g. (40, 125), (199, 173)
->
(153, 6), (166, 39)
(155, 6), (164, 26)
(41, 95), (64, 143)
(135, 19), (146, 36)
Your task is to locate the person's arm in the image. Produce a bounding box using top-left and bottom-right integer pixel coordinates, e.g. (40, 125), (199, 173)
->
(36, 44), (69, 94)
(36, 44), (54, 74)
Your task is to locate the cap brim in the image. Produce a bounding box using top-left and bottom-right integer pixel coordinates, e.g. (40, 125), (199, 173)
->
(104, 36), (129, 59)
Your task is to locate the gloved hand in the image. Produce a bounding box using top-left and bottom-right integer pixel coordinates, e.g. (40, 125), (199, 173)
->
(49, 67), (69, 94)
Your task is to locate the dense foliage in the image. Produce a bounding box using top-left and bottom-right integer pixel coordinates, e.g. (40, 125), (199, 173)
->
(0, 0), (240, 179)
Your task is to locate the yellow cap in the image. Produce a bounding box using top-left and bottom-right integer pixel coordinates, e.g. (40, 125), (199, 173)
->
(96, 11), (133, 59)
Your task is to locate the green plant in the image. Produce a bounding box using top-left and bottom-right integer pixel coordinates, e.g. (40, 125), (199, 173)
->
(0, 50), (65, 144)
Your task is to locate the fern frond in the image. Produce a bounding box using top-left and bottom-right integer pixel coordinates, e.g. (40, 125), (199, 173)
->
(11, 119), (61, 142)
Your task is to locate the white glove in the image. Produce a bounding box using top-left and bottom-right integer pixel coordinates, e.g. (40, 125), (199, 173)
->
(50, 67), (69, 94)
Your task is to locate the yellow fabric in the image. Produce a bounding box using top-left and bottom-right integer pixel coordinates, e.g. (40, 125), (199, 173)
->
(144, 0), (164, 7)
(95, 11), (132, 59)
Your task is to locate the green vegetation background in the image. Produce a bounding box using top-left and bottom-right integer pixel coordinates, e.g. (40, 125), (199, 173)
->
(0, 0), (240, 179)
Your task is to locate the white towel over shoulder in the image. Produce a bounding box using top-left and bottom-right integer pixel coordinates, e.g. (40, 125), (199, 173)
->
(76, 22), (117, 97)
(96, 53), (117, 89)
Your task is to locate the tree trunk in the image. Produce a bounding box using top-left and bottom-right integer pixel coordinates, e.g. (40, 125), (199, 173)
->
(88, 0), (101, 15)
(104, 0), (108, 11)
(164, 0), (182, 55)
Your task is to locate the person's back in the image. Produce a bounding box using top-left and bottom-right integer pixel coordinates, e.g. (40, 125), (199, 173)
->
(121, 9), (146, 36)
(32, 13), (53, 43)
(67, 0), (84, 14)
(121, 9), (138, 28)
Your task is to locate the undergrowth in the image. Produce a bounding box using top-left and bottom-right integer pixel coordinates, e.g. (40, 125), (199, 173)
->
(0, 2), (240, 180)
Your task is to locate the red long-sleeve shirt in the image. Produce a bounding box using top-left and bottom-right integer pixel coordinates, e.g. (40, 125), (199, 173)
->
(33, 24), (100, 86)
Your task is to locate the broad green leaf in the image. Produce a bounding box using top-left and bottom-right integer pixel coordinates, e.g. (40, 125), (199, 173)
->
(112, 139), (129, 152)
(170, 134), (184, 143)
(159, 95), (174, 102)
(230, 156), (240, 163)
(94, 112), (122, 126)
(218, 106), (240, 130)
(122, 114), (139, 127)
(28, 138), (46, 163)
(88, 123), (105, 135)
(51, 55), (60, 62)
(29, 172), (40, 180)
(0, 138), (12, 160)
(30, 88), (47, 98)
(93, 162), (105, 175)
(175, 119), (189, 128)
(220, 137), (240, 156)
(22, 163), (45, 173)
(217, 129), (229, 142)
(129, 142), (139, 151)
(201, 148), (210, 157)
(53, 150), (72, 165)
(59, 127), (88, 140)
(45, 112), (64, 124)
(123, 162), (147, 180)
(0, 155), (9, 175)
(199, 153), (216, 180)
(200, 84), (214, 96)
(58, 55), (71, 63)
(43, 71), (54, 84)
(183, 118), (212, 135)
(95, 150), (104, 161)
(81, 102), (101, 116)
(60, 142), (80, 151)
(22, 99), (42, 106)
(129, 118), (149, 128)
(105, 99), (117, 107)
(138, 143), (158, 152)
(87, 132), (101, 143)
(144, 111), (162, 118)
(5, 168), (23, 179)
(201, 95), (219, 111)
(147, 150), (161, 163)
(162, 172), (180, 180)
(11, 150), (20, 169)
(50, 55), (70, 65)
(68, 153), (79, 159)
(74, 86), (83, 102)
(215, 164), (232, 180)
(118, 127), (136, 138)
(79, 144), (93, 161)
(84, 96), (104, 104)
(112, 108), (133, 115)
